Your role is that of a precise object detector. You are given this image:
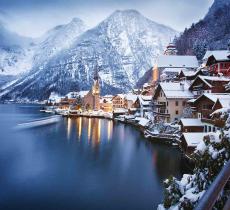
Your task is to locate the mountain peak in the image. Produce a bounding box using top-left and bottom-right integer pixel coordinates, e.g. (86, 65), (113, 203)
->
(109, 9), (144, 20)
(113, 9), (141, 15)
(70, 17), (85, 25)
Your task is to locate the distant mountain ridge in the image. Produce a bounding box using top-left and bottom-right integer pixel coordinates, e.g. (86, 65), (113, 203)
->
(175, 0), (230, 60)
(0, 10), (177, 100)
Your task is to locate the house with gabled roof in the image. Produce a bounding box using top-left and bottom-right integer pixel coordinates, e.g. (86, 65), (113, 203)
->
(134, 95), (152, 117)
(180, 132), (207, 156)
(178, 67), (208, 81)
(112, 94), (125, 110)
(153, 81), (194, 123)
(189, 75), (230, 97)
(190, 93), (230, 129)
(153, 55), (199, 81)
(203, 49), (230, 76)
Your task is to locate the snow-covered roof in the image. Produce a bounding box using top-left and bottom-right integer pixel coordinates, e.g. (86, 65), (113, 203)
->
(157, 55), (199, 68)
(136, 117), (150, 127)
(182, 133), (207, 147)
(180, 118), (204, 127)
(179, 69), (196, 77)
(194, 93), (230, 104)
(187, 98), (196, 103)
(78, 90), (89, 98)
(113, 108), (128, 113)
(138, 95), (152, 106)
(125, 94), (138, 102)
(212, 97), (230, 109)
(162, 68), (182, 73)
(203, 50), (230, 61)
(141, 95), (152, 101)
(159, 82), (194, 99)
(49, 92), (61, 102)
(143, 83), (151, 88)
(211, 108), (230, 116)
(190, 76), (230, 89)
(103, 94), (113, 98)
(65, 91), (79, 98)
(218, 98), (230, 108)
(199, 75), (230, 82)
(113, 94), (125, 99)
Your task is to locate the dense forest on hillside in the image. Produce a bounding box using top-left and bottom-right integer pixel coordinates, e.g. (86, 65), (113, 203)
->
(175, 1), (230, 60)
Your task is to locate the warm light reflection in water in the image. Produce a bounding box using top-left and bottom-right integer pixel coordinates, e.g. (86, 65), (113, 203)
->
(67, 117), (71, 140)
(98, 119), (101, 143)
(88, 118), (91, 143)
(107, 120), (113, 141)
(66, 118), (114, 147)
(78, 117), (82, 139)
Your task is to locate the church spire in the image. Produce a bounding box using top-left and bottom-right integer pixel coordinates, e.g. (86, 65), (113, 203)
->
(92, 64), (100, 96)
(94, 64), (99, 81)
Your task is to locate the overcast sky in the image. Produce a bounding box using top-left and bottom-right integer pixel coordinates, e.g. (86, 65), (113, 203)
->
(0, 0), (214, 38)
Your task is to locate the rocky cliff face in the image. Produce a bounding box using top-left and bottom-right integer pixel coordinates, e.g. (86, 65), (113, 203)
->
(0, 10), (177, 100)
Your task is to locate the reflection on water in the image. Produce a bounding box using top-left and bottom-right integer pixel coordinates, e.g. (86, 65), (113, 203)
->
(67, 117), (72, 140)
(107, 120), (113, 141)
(69, 117), (113, 147)
(88, 118), (91, 142)
(0, 104), (189, 210)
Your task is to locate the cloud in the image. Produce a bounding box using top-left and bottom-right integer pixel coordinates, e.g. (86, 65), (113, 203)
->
(0, 0), (214, 37)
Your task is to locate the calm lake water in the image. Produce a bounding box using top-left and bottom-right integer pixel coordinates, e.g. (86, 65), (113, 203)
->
(0, 104), (187, 210)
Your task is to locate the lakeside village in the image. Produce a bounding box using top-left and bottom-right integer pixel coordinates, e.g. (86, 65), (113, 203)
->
(42, 42), (230, 160)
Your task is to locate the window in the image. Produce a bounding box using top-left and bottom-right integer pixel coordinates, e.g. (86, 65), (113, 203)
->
(183, 101), (186, 106)
(167, 101), (168, 106)
(175, 101), (179, 106)
(209, 126), (212, 132)
(213, 127), (216, 132)
(175, 110), (178, 115)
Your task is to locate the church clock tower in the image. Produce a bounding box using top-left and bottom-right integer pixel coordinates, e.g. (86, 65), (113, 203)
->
(92, 66), (100, 110)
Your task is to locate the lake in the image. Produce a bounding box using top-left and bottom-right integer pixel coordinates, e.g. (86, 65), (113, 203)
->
(0, 104), (187, 210)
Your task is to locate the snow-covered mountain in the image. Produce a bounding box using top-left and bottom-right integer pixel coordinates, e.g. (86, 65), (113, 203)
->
(33, 17), (86, 66)
(0, 17), (86, 90)
(0, 22), (34, 86)
(0, 10), (177, 100)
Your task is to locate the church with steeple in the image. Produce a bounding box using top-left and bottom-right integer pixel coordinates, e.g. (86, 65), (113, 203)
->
(91, 66), (100, 110)
(83, 65), (100, 111)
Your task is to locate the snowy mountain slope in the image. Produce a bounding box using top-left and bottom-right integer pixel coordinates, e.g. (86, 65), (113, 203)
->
(0, 17), (86, 89)
(32, 17), (86, 66)
(1, 10), (177, 100)
(0, 22), (34, 77)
